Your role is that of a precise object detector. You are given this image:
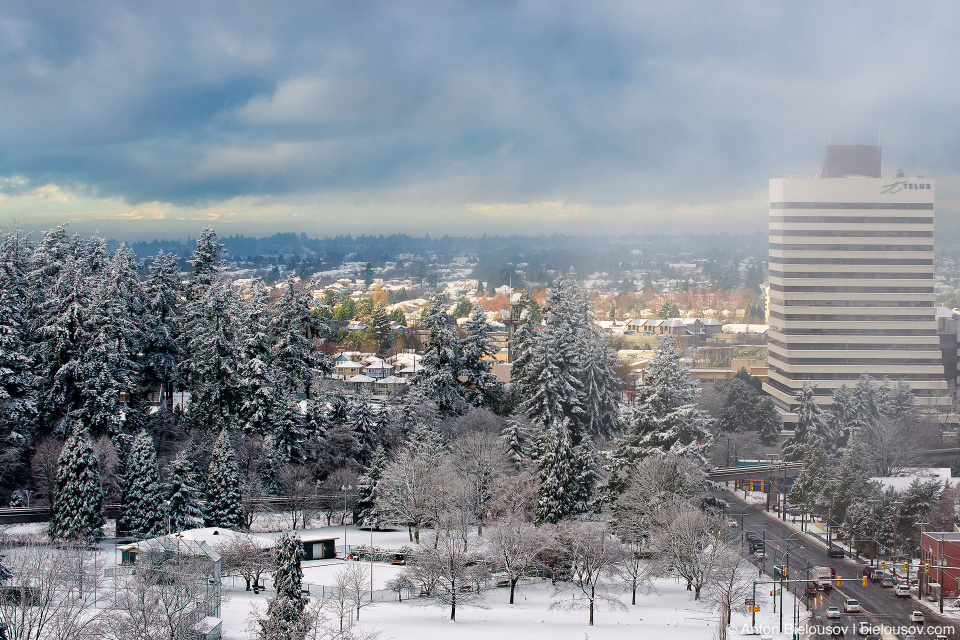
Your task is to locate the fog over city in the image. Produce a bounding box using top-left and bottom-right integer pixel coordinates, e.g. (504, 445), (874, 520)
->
(1, 2), (959, 238)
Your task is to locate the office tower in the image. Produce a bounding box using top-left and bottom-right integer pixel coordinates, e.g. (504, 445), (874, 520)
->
(763, 145), (946, 414)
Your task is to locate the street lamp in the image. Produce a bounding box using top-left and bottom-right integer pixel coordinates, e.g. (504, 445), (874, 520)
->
(341, 484), (352, 559)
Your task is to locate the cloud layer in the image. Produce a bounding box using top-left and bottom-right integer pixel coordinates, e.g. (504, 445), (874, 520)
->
(1, 1), (959, 237)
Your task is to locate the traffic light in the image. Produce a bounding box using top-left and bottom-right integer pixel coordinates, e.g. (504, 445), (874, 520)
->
(903, 563), (909, 572)
(880, 561), (885, 570)
(836, 578), (842, 586)
(925, 564), (930, 574)
(862, 576), (868, 586)
(784, 567), (788, 577)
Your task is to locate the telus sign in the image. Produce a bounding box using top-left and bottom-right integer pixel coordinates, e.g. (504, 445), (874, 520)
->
(881, 180), (932, 194)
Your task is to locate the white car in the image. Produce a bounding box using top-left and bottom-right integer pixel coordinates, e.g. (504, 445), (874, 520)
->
(827, 606), (841, 619)
(858, 621), (871, 636)
(727, 518), (739, 528)
(844, 598), (861, 613)
(909, 611), (924, 623)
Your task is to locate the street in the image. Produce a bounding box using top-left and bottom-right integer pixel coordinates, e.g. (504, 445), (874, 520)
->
(726, 491), (959, 639)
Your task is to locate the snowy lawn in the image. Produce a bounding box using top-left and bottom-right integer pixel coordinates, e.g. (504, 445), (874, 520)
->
(219, 526), (806, 640)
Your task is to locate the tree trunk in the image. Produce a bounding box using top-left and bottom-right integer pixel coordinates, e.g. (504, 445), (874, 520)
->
(510, 577), (518, 604)
(589, 585), (595, 626)
(408, 525), (413, 541)
(451, 593), (457, 621)
(694, 583), (702, 600)
(632, 580), (636, 605)
(414, 524), (420, 544)
(686, 578), (692, 591)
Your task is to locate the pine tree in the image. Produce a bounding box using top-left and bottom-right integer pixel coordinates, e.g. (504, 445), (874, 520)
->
(122, 430), (165, 537)
(610, 337), (713, 474)
(356, 445), (386, 529)
(272, 282), (326, 396)
(346, 394), (378, 464)
(459, 302), (504, 409)
(535, 419), (576, 524)
(368, 302), (392, 354)
(204, 429), (244, 529)
(260, 532), (308, 639)
(579, 335), (622, 439)
(500, 418), (529, 469)
(166, 450), (203, 533)
(143, 250), (185, 412)
(412, 297), (466, 417)
(269, 392), (308, 463)
(782, 384), (832, 461)
(50, 420), (104, 541)
(236, 281), (277, 435)
(755, 397), (782, 445)
(788, 435), (828, 517)
(189, 226), (226, 297)
(883, 379), (917, 421)
(826, 440), (876, 527)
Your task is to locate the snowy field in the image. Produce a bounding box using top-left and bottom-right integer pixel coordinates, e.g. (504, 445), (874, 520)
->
(219, 523), (806, 640)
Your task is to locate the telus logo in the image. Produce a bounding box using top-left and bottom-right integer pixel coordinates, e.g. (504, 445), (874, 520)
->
(881, 180), (932, 194)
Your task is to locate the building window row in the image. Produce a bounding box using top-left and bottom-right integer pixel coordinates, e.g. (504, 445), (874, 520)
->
(768, 339), (936, 351)
(769, 311), (934, 322)
(769, 271), (933, 280)
(768, 366), (943, 381)
(770, 215), (933, 224)
(770, 203), (933, 210)
(769, 257), (933, 265)
(773, 328), (937, 336)
(769, 243), (933, 252)
(773, 357), (942, 366)
(771, 229), (933, 238)
(776, 300), (934, 309)
(769, 284), (934, 293)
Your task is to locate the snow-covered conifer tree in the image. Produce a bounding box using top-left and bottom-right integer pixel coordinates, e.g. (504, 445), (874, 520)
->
(346, 394), (377, 464)
(782, 384), (832, 461)
(143, 251), (185, 411)
(188, 226), (226, 296)
(500, 418), (529, 470)
(368, 302), (392, 353)
(268, 392), (308, 463)
(272, 282), (327, 396)
(204, 429), (244, 529)
(535, 419), (576, 524)
(459, 302), (504, 409)
(259, 532), (307, 638)
(411, 297), (466, 417)
(356, 445), (386, 529)
(50, 420), (104, 541)
(166, 450), (203, 533)
(122, 429), (165, 537)
(236, 281), (277, 435)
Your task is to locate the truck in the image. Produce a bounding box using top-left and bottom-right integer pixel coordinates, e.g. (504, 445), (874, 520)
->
(813, 566), (836, 589)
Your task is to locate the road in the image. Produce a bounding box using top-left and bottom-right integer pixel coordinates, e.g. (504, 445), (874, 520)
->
(725, 491), (959, 639)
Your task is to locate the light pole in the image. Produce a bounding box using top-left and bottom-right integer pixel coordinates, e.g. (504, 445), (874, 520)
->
(890, 500), (903, 576)
(370, 521), (374, 600)
(341, 484), (352, 559)
(163, 500), (171, 535)
(868, 498), (880, 566)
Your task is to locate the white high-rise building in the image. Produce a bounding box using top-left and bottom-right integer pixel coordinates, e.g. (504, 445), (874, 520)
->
(763, 145), (946, 414)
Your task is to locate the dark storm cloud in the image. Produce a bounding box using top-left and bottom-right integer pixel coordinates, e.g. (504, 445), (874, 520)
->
(1, 1), (959, 231)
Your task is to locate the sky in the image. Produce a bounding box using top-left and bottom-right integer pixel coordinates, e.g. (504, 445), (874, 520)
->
(1, 1), (960, 240)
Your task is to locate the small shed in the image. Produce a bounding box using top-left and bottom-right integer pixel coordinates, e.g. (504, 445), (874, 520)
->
(301, 535), (339, 560)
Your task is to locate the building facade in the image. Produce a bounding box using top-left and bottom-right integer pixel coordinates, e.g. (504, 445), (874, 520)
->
(764, 145), (946, 413)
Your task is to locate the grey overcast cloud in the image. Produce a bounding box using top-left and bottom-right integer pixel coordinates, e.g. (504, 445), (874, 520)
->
(1, 1), (958, 238)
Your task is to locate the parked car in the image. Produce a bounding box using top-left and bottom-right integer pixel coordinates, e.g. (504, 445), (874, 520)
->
(828, 546), (845, 558)
(827, 606), (841, 619)
(844, 599), (861, 613)
(908, 611), (924, 623)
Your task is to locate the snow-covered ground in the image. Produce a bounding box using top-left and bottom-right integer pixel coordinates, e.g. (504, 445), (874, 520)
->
(218, 524), (807, 640)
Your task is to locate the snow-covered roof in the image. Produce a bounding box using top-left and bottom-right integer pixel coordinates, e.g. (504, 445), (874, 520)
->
(335, 360), (362, 368)
(364, 361), (394, 370)
(378, 375), (408, 384)
(348, 374), (376, 383)
(398, 366), (418, 373)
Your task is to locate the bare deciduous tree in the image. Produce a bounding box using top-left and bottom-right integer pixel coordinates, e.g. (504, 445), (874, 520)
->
(651, 506), (725, 600)
(216, 532), (273, 593)
(376, 433), (451, 543)
(401, 524), (486, 621)
(0, 541), (105, 640)
(702, 545), (753, 640)
(451, 431), (507, 535)
(549, 521), (627, 626)
(483, 515), (552, 604)
(277, 463), (321, 530)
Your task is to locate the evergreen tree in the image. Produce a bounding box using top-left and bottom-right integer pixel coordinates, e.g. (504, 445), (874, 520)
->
(412, 297), (466, 417)
(189, 226), (226, 296)
(269, 392), (308, 463)
(166, 450), (203, 533)
(368, 302), (392, 353)
(122, 430), (165, 537)
(260, 532), (308, 639)
(883, 379), (918, 421)
(788, 434), (828, 517)
(50, 420), (104, 541)
(755, 397), (782, 445)
(782, 384), (832, 461)
(535, 419), (576, 524)
(272, 282), (326, 396)
(569, 440), (599, 514)
(236, 281), (277, 435)
(356, 445), (387, 529)
(826, 440), (876, 527)
(459, 302), (503, 409)
(579, 335), (622, 440)
(346, 394), (378, 464)
(143, 251), (185, 411)
(183, 282), (242, 431)
(610, 337), (713, 478)
(499, 418), (529, 469)
(204, 429), (244, 529)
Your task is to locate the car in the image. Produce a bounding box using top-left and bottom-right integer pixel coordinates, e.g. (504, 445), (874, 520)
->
(895, 584), (911, 597)
(820, 581), (834, 592)
(806, 582), (819, 595)
(882, 576), (895, 588)
(844, 599), (861, 613)
(908, 611), (924, 623)
(827, 606), (841, 619)
(745, 530), (759, 540)
(830, 625), (845, 636)
(935, 635), (949, 640)
(871, 570), (886, 583)
(727, 518), (739, 528)
(829, 546), (845, 558)
(903, 634), (917, 640)
(858, 621), (872, 636)
(754, 550), (766, 560)
(866, 635), (880, 640)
